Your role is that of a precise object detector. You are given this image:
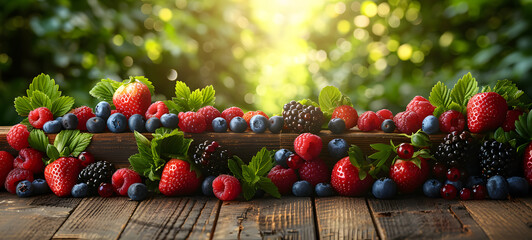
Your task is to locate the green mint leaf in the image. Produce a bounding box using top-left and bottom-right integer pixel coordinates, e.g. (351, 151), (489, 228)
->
(228, 158), (243, 179)
(129, 153), (152, 178)
(68, 132), (93, 157)
(242, 165), (259, 184)
(27, 74), (61, 101)
(298, 99), (320, 107)
(249, 147), (273, 177)
(130, 76), (155, 95)
(51, 96), (75, 117)
(429, 81), (452, 108)
(46, 144), (60, 163)
(134, 131), (152, 158)
(14, 96), (32, 116)
(242, 181), (256, 201)
(257, 176), (281, 199)
(318, 86), (352, 114)
(201, 85), (216, 107)
(28, 129), (49, 153)
(89, 78), (122, 107)
(30, 90), (53, 110)
(188, 89), (204, 111)
(348, 145), (365, 168)
(451, 72), (479, 106)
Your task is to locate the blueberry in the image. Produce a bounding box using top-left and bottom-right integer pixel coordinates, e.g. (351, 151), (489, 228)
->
(62, 113), (78, 130)
(128, 114), (146, 132)
(128, 183), (148, 201)
(444, 180), (463, 190)
(230, 117), (247, 133)
(274, 149), (292, 168)
(292, 180), (313, 197)
(506, 176), (529, 197)
(315, 183), (336, 197)
(43, 120), (62, 134)
(269, 116), (284, 134)
(465, 176), (485, 189)
(145, 117), (161, 133)
(71, 183), (89, 198)
(328, 138), (349, 160)
(86, 117), (106, 133)
(202, 176), (216, 197)
(328, 118), (346, 134)
(16, 180), (33, 198)
(160, 113), (179, 129)
(95, 101), (111, 120)
(107, 113), (127, 133)
(32, 179), (50, 195)
(422, 115), (439, 135)
(372, 178), (397, 199)
(55, 117), (63, 123)
(423, 179), (443, 198)
(250, 115), (269, 133)
(486, 175), (509, 200)
(212, 117), (228, 133)
(381, 119), (396, 133)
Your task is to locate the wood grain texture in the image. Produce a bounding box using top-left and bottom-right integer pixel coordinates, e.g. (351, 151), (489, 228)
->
(119, 197), (220, 240)
(462, 199), (532, 240)
(53, 196), (138, 239)
(314, 197), (378, 240)
(0, 193), (81, 240)
(213, 197), (316, 240)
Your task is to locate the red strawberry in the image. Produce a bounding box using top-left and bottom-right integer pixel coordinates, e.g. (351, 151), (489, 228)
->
(267, 165), (298, 195)
(7, 124), (30, 151)
(358, 111), (381, 131)
(14, 148), (44, 174)
(4, 168), (34, 194)
(502, 110), (524, 132)
(44, 157), (83, 197)
(0, 151), (14, 188)
(197, 106), (222, 131)
(113, 80), (152, 118)
(70, 106), (96, 131)
(406, 96), (435, 120)
(331, 157), (374, 196)
(243, 111), (269, 126)
(299, 159), (330, 186)
(28, 107), (54, 129)
(467, 92), (508, 133)
(293, 133), (322, 161)
(145, 101), (169, 119)
(221, 107), (244, 123)
(332, 105), (358, 129)
(112, 168), (142, 196)
(394, 111), (422, 134)
(178, 111), (207, 133)
(159, 159), (201, 196)
(389, 157), (429, 194)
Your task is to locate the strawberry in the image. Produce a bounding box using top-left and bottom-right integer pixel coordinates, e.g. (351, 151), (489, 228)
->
(113, 80), (152, 118)
(44, 157), (83, 197)
(159, 159), (201, 196)
(502, 109), (524, 132)
(332, 105), (358, 129)
(331, 157), (374, 196)
(0, 151), (14, 188)
(466, 92), (508, 133)
(389, 157), (429, 194)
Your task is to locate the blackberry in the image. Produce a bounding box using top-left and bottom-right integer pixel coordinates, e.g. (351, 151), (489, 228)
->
(282, 101), (324, 134)
(434, 131), (480, 174)
(479, 140), (519, 179)
(78, 161), (115, 195)
(191, 140), (231, 176)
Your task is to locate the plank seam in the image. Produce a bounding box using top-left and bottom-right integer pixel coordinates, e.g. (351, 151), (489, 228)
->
(50, 197), (83, 239)
(183, 199), (207, 240)
(208, 200), (222, 240)
(163, 198), (190, 239)
(365, 198), (383, 240)
(311, 197), (321, 240)
(114, 200), (140, 240)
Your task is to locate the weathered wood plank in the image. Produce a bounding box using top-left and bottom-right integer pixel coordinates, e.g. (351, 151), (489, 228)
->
(462, 199), (532, 240)
(449, 203), (489, 239)
(213, 197), (316, 240)
(53, 196), (138, 239)
(119, 197), (220, 240)
(519, 197), (532, 210)
(314, 197), (378, 240)
(0, 193), (81, 240)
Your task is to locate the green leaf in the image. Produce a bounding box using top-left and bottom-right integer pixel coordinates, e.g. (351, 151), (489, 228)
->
(491, 79), (529, 108)
(165, 100), (180, 115)
(131, 76), (155, 95)
(51, 96), (75, 117)
(151, 129), (192, 161)
(257, 177), (281, 199)
(318, 86), (352, 114)
(249, 147), (273, 177)
(129, 153), (152, 177)
(14, 96), (33, 116)
(228, 158), (243, 180)
(433, 106), (445, 118)
(89, 78), (122, 107)
(358, 169), (367, 180)
(54, 130), (78, 155)
(348, 145), (365, 168)
(242, 182), (256, 201)
(173, 81), (191, 109)
(411, 157), (422, 169)
(28, 129), (49, 153)
(27, 74), (61, 101)
(60, 146), (71, 157)
(46, 144), (60, 163)
(429, 81), (452, 108)
(30, 90), (52, 110)
(298, 99), (320, 107)
(201, 85), (215, 107)
(451, 72), (479, 106)
(69, 132), (93, 157)
(188, 89), (204, 111)
(134, 131), (153, 158)
(242, 165), (259, 184)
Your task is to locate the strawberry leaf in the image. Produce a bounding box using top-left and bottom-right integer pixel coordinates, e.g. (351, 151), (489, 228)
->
(27, 74), (61, 101)
(249, 147), (274, 177)
(131, 76), (155, 95)
(14, 96), (33, 116)
(411, 157), (422, 169)
(201, 85), (216, 107)
(242, 182), (256, 201)
(188, 89), (204, 111)
(358, 168), (367, 181)
(28, 129), (49, 153)
(298, 99), (320, 107)
(169, 81), (216, 113)
(129, 153), (152, 178)
(89, 78), (122, 107)
(429, 81), (452, 109)
(45, 144), (60, 164)
(451, 72), (479, 107)
(51, 96), (75, 118)
(231, 148), (279, 200)
(228, 158), (243, 180)
(348, 145), (365, 169)
(257, 177), (281, 199)
(30, 91), (52, 110)
(318, 86), (352, 114)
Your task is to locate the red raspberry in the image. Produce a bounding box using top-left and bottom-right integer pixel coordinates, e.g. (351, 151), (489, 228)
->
(7, 124), (30, 151)
(212, 174), (241, 201)
(294, 133), (322, 161)
(221, 107), (244, 123)
(145, 101), (169, 119)
(243, 111), (269, 126)
(112, 168), (142, 196)
(267, 165), (298, 195)
(178, 111), (207, 133)
(439, 110), (466, 133)
(393, 111), (422, 134)
(502, 110), (524, 132)
(406, 96), (435, 120)
(4, 168), (34, 194)
(287, 154), (305, 170)
(376, 109), (394, 122)
(28, 107), (54, 129)
(197, 106), (222, 131)
(299, 159), (330, 186)
(14, 148), (44, 174)
(0, 151), (14, 188)
(71, 106), (96, 131)
(332, 105), (358, 129)
(358, 111), (381, 131)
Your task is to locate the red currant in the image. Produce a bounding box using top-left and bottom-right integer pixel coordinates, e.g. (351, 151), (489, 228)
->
(440, 184), (457, 200)
(432, 163), (446, 180)
(287, 154), (304, 170)
(397, 143), (414, 159)
(78, 152), (95, 168)
(98, 183), (114, 198)
(472, 185), (487, 200)
(446, 168), (460, 182)
(459, 188), (471, 200)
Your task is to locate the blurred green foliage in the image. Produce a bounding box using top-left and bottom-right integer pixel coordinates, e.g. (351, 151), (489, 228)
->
(1, 0), (531, 125)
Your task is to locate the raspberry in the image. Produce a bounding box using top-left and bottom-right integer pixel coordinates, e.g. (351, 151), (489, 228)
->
(197, 106), (222, 131)
(376, 109), (394, 122)
(332, 105), (358, 129)
(4, 168), (34, 194)
(0, 151), (14, 188)
(28, 107), (54, 129)
(394, 111), (422, 134)
(299, 159), (330, 186)
(267, 165), (298, 195)
(145, 101), (169, 119)
(439, 110), (466, 133)
(358, 111), (381, 131)
(71, 106), (96, 131)
(178, 111), (207, 133)
(212, 174), (241, 201)
(294, 133), (322, 161)
(112, 168), (142, 196)
(221, 107), (244, 123)
(7, 124), (30, 151)
(243, 111), (269, 126)
(14, 148), (44, 174)
(502, 110), (524, 132)
(406, 96), (435, 120)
